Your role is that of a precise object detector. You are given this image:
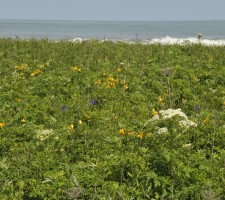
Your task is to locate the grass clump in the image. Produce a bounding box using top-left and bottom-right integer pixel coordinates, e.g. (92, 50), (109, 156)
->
(0, 38), (225, 199)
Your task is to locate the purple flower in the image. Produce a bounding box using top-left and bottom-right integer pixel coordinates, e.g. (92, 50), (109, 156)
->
(194, 104), (200, 112)
(90, 99), (97, 105)
(61, 105), (67, 111)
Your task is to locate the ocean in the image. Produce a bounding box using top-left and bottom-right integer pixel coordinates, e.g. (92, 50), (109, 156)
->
(1, 19), (225, 45)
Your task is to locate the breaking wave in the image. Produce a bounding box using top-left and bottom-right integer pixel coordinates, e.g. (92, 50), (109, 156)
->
(69, 36), (225, 46)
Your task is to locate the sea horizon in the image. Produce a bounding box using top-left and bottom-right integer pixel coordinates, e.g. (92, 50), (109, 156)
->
(1, 19), (225, 45)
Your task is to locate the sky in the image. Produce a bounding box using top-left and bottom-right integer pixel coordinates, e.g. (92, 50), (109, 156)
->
(0, 0), (225, 21)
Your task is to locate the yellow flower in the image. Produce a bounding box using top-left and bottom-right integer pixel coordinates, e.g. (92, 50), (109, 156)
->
(0, 123), (6, 127)
(151, 108), (158, 116)
(117, 67), (122, 73)
(30, 69), (41, 77)
(39, 64), (45, 68)
(94, 79), (102, 85)
(72, 66), (82, 72)
(15, 64), (27, 71)
(21, 118), (27, 123)
(15, 65), (20, 70)
(16, 98), (22, 102)
(222, 101), (225, 106)
(68, 124), (74, 130)
(107, 77), (115, 82)
(105, 77), (117, 88)
(137, 131), (144, 139)
(119, 128), (125, 135)
(124, 83), (129, 89)
(158, 96), (164, 102)
(78, 120), (83, 125)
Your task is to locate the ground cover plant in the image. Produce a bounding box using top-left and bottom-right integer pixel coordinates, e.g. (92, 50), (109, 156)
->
(0, 38), (225, 199)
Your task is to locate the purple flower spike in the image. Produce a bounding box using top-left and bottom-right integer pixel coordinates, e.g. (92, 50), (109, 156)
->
(90, 99), (97, 105)
(61, 105), (67, 111)
(194, 104), (200, 112)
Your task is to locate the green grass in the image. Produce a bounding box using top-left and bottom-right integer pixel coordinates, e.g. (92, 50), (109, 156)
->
(0, 38), (225, 199)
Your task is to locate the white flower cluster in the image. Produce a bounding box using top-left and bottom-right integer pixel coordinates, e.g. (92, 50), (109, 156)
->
(149, 108), (197, 134)
(179, 119), (197, 128)
(157, 127), (168, 134)
(159, 108), (188, 120)
(36, 129), (54, 141)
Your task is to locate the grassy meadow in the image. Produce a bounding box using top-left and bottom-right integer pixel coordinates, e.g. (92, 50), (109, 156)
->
(0, 38), (225, 199)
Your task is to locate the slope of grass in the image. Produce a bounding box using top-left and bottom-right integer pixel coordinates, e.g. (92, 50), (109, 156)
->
(0, 38), (225, 199)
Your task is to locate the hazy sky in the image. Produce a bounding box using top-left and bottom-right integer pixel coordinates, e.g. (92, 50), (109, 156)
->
(0, 0), (225, 21)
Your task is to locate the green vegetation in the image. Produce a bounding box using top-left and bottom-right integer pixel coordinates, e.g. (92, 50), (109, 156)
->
(0, 38), (225, 199)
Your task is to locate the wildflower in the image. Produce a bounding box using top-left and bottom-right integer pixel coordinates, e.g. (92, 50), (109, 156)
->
(124, 83), (129, 90)
(21, 118), (27, 123)
(159, 108), (188, 120)
(78, 120), (83, 125)
(15, 65), (20, 70)
(146, 108), (197, 131)
(158, 96), (164, 102)
(179, 120), (197, 127)
(15, 64), (27, 71)
(222, 101), (225, 106)
(0, 123), (6, 127)
(37, 129), (54, 141)
(117, 67), (122, 73)
(137, 131), (144, 139)
(68, 124), (74, 131)
(16, 98), (22, 102)
(105, 77), (117, 88)
(30, 69), (41, 77)
(94, 79), (102, 85)
(119, 128), (125, 135)
(39, 64), (45, 68)
(61, 105), (67, 111)
(194, 104), (200, 112)
(157, 127), (168, 134)
(72, 66), (81, 72)
(183, 143), (192, 148)
(151, 108), (158, 116)
(150, 114), (160, 122)
(90, 99), (97, 105)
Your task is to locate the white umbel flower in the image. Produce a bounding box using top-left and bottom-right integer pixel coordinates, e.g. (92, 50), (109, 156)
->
(147, 108), (197, 134)
(37, 129), (54, 141)
(179, 119), (197, 128)
(157, 127), (168, 134)
(159, 108), (188, 120)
